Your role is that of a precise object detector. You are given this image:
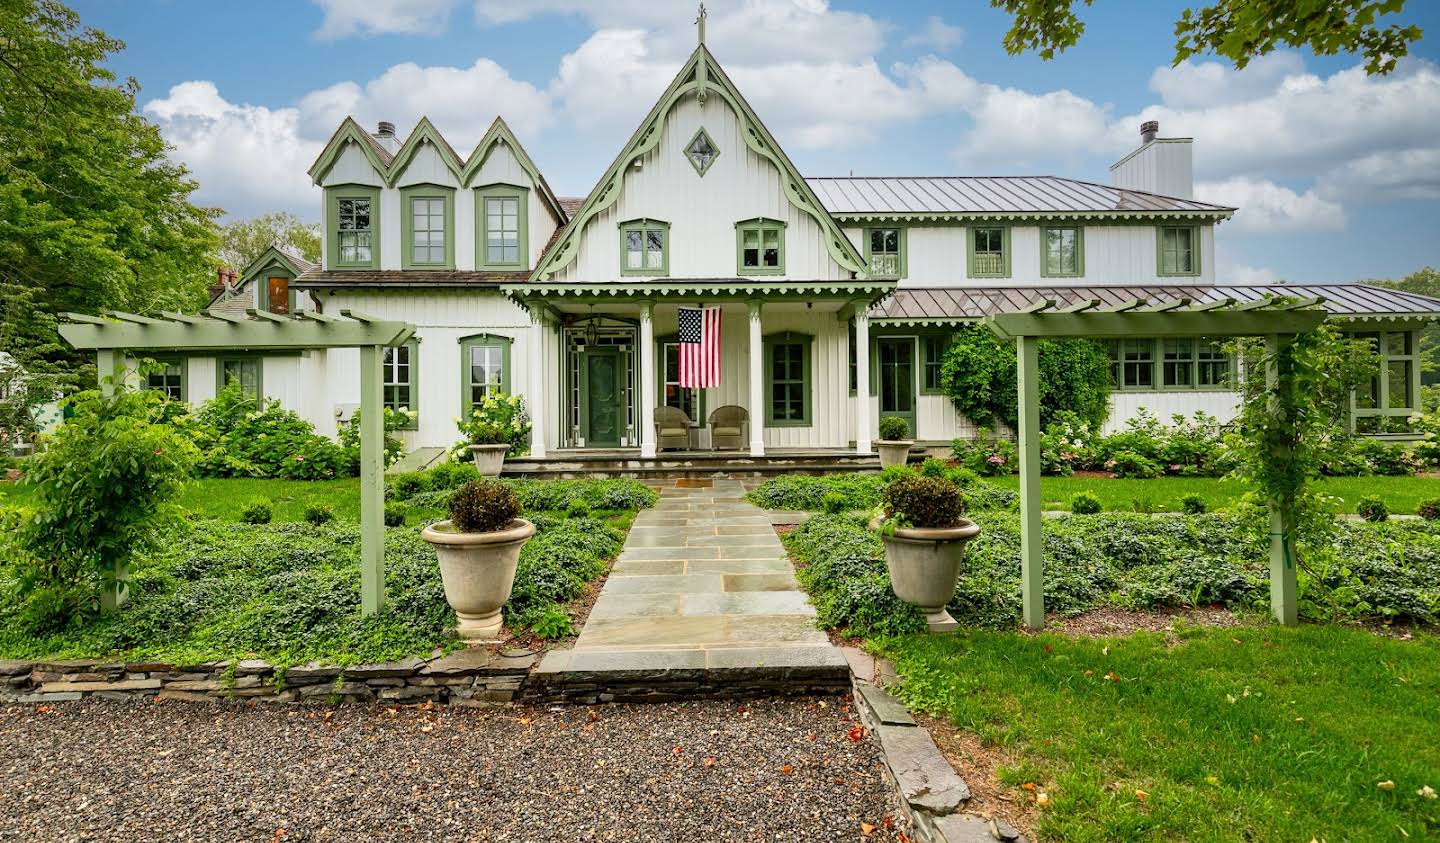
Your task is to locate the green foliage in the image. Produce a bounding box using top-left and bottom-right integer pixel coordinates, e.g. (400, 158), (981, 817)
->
(1103, 449), (1162, 479)
(383, 502), (406, 528)
(952, 428), (1019, 476)
(185, 381), (352, 479)
(506, 516), (624, 632)
(822, 491), (848, 515)
(336, 406), (412, 470)
(239, 502), (273, 525)
(748, 469), (1015, 514)
(881, 475), (965, 528)
(782, 514), (926, 637)
(877, 416), (910, 441)
(1417, 499), (1440, 521)
(14, 384), (198, 630)
(1069, 492), (1102, 515)
(940, 325), (1111, 430)
(1356, 496), (1389, 523)
(389, 472), (430, 500)
(217, 212), (320, 270)
(456, 392), (530, 452)
(993, 0), (1422, 76)
(448, 480), (521, 533)
(303, 504), (335, 526)
(1180, 494), (1208, 515)
(514, 604), (575, 640)
(396, 472), (657, 515)
(564, 498), (591, 519)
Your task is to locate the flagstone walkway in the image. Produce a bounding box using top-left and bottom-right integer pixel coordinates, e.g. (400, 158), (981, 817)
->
(535, 479), (847, 688)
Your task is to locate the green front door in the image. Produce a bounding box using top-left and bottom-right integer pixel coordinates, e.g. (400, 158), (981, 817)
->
(877, 337), (916, 435)
(580, 349), (625, 447)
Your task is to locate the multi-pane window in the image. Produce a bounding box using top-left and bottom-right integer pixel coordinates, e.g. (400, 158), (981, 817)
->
(1043, 226), (1082, 276)
(922, 334), (947, 392)
(1159, 226), (1198, 275)
(969, 227), (1008, 277)
(1112, 338), (1229, 390)
(383, 344), (414, 415)
(737, 219), (783, 274)
(685, 129), (719, 176)
(1162, 338), (1193, 387)
(621, 220), (668, 275)
(1197, 342), (1229, 386)
(336, 197), (373, 265)
(867, 228), (903, 277)
(1110, 339), (1154, 389)
(410, 196), (446, 265)
(765, 334), (811, 425)
(465, 341), (507, 408)
(219, 358), (261, 400)
(147, 361), (183, 401)
(662, 343), (700, 421)
(1351, 330), (1420, 432)
(485, 195), (521, 265)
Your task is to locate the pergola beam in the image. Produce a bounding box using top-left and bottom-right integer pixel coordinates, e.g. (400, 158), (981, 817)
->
(1188, 297), (1237, 312)
(984, 310), (1325, 339)
(1140, 297), (1192, 313)
(104, 310), (165, 325)
(1056, 298), (1100, 313)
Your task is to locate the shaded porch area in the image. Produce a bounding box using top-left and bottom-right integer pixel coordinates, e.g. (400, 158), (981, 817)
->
(502, 446), (884, 478)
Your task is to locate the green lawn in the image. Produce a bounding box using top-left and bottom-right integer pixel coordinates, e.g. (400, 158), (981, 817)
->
(878, 625), (1440, 841)
(988, 474), (1440, 514)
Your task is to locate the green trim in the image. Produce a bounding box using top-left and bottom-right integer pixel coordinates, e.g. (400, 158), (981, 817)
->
(684, 127), (720, 177)
(60, 313), (415, 353)
(238, 246), (311, 287)
(875, 335), (917, 433)
(387, 118), (465, 187)
(307, 117), (392, 183)
(655, 335), (706, 423)
(459, 333), (513, 415)
(255, 266), (298, 314)
(863, 227), (907, 279)
(142, 355), (187, 402)
(966, 225), (1010, 278)
(735, 217), (786, 276)
(506, 279), (894, 304)
(833, 210), (1232, 224)
(326, 184), (381, 270)
(1349, 329), (1421, 431)
(475, 184), (530, 270)
(399, 184), (456, 270)
(619, 218), (670, 277)
(1157, 224), (1201, 277)
(1039, 225), (1084, 278)
(578, 347), (627, 447)
(216, 355), (263, 401)
(459, 117), (567, 223)
(383, 340), (420, 428)
(763, 331), (813, 427)
(920, 332), (949, 394)
(1106, 337), (1235, 392)
(984, 310), (1325, 340)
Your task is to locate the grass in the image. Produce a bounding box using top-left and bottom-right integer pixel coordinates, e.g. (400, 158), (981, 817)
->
(0, 477), (378, 523)
(987, 474), (1440, 515)
(877, 625), (1440, 841)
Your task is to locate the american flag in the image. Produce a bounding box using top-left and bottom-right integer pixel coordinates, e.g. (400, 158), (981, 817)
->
(677, 305), (722, 388)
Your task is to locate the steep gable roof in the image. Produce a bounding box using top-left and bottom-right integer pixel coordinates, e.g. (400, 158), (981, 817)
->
(530, 44), (868, 282)
(239, 244), (317, 285)
(461, 116), (568, 224)
(387, 116), (466, 184)
(307, 117), (395, 183)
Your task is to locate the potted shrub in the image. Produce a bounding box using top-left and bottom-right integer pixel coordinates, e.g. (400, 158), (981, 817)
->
(875, 416), (914, 469)
(870, 475), (979, 632)
(459, 394), (529, 476)
(421, 479), (534, 642)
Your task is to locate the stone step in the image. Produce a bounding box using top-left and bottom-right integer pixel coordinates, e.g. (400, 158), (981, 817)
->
(527, 645), (850, 704)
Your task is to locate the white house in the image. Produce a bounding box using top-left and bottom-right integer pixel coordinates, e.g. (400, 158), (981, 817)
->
(160, 42), (1440, 460)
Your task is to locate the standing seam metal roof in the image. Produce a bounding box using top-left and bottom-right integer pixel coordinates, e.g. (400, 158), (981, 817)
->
(808, 176), (1234, 215)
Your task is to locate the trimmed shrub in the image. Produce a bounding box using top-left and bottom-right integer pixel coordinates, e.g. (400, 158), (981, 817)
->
(303, 504), (335, 526)
(822, 491), (848, 514)
(565, 498), (592, 519)
(239, 502), (273, 525)
(1104, 449), (1163, 479)
(882, 475), (965, 528)
(878, 416), (910, 441)
(1070, 492), (1102, 515)
(383, 502), (407, 528)
(1356, 496), (1389, 523)
(1180, 494), (1208, 515)
(448, 480), (522, 533)
(1418, 499), (1440, 521)
(389, 473), (429, 500)
(919, 457), (949, 478)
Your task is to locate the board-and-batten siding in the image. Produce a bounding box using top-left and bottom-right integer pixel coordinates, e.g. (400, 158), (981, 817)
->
(469, 143), (558, 271)
(1104, 391), (1239, 435)
(555, 96), (849, 283)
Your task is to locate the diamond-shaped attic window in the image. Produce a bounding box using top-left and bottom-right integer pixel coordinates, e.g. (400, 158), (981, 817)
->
(685, 128), (719, 176)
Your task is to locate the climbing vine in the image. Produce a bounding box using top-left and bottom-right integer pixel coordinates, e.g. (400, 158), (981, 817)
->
(939, 325), (1111, 430)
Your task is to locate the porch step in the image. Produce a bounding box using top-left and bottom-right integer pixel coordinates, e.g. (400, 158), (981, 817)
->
(525, 646), (851, 704)
(502, 452), (884, 478)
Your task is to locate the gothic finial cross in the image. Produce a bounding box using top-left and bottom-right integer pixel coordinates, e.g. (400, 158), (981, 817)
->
(696, 3), (707, 46)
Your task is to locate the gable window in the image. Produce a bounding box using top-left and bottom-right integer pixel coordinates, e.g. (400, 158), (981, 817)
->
(400, 185), (454, 270)
(764, 332), (812, 426)
(968, 226), (1009, 278)
(620, 219), (669, 276)
(866, 228), (905, 277)
(217, 357), (262, 401)
(477, 185), (529, 269)
(921, 334), (948, 393)
(145, 359), (184, 401)
(1351, 330), (1420, 433)
(329, 185), (380, 269)
(460, 334), (512, 412)
(1042, 226), (1083, 277)
(1158, 225), (1199, 276)
(685, 128), (719, 176)
(383, 341), (419, 427)
(736, 218), (785, 275)
(661, 341), (703, 421)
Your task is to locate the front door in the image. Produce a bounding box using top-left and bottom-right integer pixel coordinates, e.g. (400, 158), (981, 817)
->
(877, 337), (916, 435)
(580, 348), (624, 447)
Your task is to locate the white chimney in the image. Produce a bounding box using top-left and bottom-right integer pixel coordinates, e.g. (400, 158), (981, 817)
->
(1109, 121), (1193, 199)
(372, 120), (401, 154)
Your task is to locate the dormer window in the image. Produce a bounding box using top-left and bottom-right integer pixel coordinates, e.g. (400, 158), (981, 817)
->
(338, 200), (372, 263)
(620, 219), (669, 276)
(685, 128), (719, 176)
(401, 185), (455, 270)
(477, 185), (529, 269)
(328, 185), (380, 269)
(1158, 225), (1199, 276)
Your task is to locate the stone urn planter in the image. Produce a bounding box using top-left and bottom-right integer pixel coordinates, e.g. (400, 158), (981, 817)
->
(874, 440), (914, 470)
(469, 443), (510, 476)
(422, 517), (535, 642)
(871, 518), (980, 632)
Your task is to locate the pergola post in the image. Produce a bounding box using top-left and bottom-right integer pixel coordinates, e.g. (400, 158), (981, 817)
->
(1016, 335), (1044, 629)
(1265, 333), (1299, 626)
(95, 349), (127, 609)
(96, 349), (117, 397)
(358, 344), (386, 615)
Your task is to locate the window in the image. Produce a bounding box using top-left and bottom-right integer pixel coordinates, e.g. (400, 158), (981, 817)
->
(1110, 339), (1154, 389)
(383, 342), (418, 426)
(1112, 338), (1230, 390)
(967, 226), (1009, 277)
(865, 228), (905, 277)
(736, 218), (784, 275)
(620, 219), (669, 276)
(263, 275), (293, 314)
(921, 334), (948, 393)
(1197, 342), (1229, 387)
(684, 128), (719, 176)
(460, 334), (511, 412)
(1158, 225), (1199, 276)
(661, 342), (702, 421)
(399, 185), (453, 270)
(477, 185), (528, 269)
(1351, 330), (1420, 432)
(764, 332), (812, 426)
(217, 357), (262, 401)
(329, 186), (379, 269)
(1042, 226), (1083, 277)
(146, 359), (184, 401)
(1162, 338), (1193, 387)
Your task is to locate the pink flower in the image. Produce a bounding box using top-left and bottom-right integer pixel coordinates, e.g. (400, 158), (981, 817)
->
(988, 455), (1006, 465)
(1104, 459), (1117, 469)
(294, 455), (306, 462)
(1168, 464), (1182, 472)
(1060, 452), (1076, 461)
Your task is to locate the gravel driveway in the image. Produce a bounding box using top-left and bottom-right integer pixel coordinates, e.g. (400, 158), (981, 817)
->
(0, 698), (906, 842)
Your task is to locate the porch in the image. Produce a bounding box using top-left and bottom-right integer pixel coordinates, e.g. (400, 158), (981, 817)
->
(502, 447), (886, 478)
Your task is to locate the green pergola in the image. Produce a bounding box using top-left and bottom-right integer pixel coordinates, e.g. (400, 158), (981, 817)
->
(982, 295), (1328, 629)
(58, 308), (416, 615)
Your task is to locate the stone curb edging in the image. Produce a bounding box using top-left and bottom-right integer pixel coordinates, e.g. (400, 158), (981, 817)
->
(0, 650), (537, 707)
(847, 650), (1028, 843)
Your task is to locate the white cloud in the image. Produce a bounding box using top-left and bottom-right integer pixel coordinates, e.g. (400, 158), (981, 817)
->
(1225, 262), (1282, 284)
(1147, 53), (1306, 110)
(952, 83), (1114, 170)
(312, 0), (458, 40)
(1317, 148), (1440, 202)
(902, 16), (963, 52)
(1197, 177), (1345, 235)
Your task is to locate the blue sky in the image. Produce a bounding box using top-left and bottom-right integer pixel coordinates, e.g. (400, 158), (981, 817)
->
(75, 0), (1440, 284)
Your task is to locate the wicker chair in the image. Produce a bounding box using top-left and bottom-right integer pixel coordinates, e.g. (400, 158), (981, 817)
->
(654, 405), (694, 451)
(708, 405), (748, 451)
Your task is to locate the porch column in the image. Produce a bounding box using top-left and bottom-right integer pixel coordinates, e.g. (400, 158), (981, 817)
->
(747, 300), (765, 457)
(639, 301), (657, 457)
(1017, 335), (1044, 630)
(528, 309), (547, 460)
(854, 310), (871, 454)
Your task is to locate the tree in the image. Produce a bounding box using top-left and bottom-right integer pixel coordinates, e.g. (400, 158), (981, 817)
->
(218, 212), (321, 271)
(940, 326), (1112, 431)
(992, 0), (1423, 75)
(0, 0), (218, 390)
